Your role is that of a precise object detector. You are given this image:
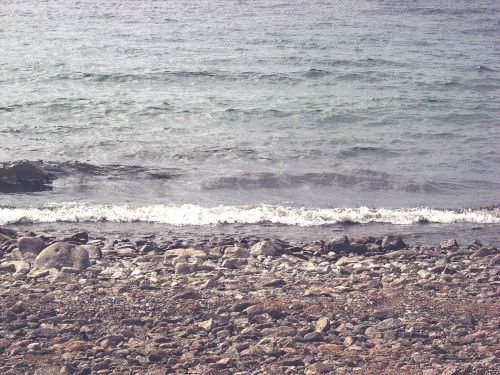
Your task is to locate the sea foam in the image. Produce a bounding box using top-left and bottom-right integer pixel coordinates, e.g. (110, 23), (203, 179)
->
(0, 203), (498, 226)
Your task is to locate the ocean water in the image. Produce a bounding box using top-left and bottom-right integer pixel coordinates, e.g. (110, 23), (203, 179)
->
(1, 0), (499, 243)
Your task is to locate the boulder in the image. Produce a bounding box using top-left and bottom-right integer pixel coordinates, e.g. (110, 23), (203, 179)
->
(327, 235), (350, 252)
(250, 240), (280, 257)
(17, 237), (46, 261)
(78, 244), (102, 260)
(34, 242), (90, 271)
(381, 235), (406, 251)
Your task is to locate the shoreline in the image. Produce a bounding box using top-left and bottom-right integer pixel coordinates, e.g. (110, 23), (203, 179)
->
(0, 227), (498, 374)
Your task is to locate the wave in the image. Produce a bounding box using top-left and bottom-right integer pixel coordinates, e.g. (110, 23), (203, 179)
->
(1, 203), (498, 226)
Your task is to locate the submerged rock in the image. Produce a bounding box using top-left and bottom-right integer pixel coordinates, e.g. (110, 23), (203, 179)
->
(0, 161), (54, 193)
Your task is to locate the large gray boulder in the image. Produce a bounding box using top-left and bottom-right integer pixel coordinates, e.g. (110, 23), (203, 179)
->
(34, 242), (90, 271)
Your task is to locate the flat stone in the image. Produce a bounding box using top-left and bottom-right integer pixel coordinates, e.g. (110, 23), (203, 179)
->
(164, 248), (207, 259)
(223, 245), (250, 258)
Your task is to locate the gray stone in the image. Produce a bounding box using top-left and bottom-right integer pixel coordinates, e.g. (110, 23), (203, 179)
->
(315, 317), (330, 333)
(174, 262), (197, 274)
(78, 244), (102, 260)
(223, 245), (250, 258)
(440, 239), (459, 250)
(381, 235), (407, 251)
(327, 235), (350, 252)
(34, 242), (90, 271)
(18, 237), (46, 257)
(250, 240), (280, 257)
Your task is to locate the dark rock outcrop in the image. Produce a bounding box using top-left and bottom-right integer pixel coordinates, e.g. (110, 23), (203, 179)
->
(0, 161), (54, 193)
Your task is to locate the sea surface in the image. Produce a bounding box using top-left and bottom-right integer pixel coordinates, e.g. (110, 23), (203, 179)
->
(1, 0), (499, 243)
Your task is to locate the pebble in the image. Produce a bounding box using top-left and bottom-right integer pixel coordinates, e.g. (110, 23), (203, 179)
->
(0, 231), (497, 374)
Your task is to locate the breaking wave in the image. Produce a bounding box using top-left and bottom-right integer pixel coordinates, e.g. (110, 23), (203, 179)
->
(1, 203), (498, 226)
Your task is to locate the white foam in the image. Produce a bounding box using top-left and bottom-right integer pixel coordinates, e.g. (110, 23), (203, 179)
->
(0, 203), (498, 226)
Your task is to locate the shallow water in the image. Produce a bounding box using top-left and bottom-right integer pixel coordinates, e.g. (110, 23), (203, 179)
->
(1, 0), (499, 240)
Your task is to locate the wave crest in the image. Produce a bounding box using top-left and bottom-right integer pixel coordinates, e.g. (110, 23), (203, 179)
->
(0, 204), (498, 226)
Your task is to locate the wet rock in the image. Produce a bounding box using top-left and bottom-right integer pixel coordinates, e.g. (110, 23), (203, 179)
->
(327, 235), (350, 252)
(250, 240), (280, 257)
(440, 239), (459, 250)
(63, 231), (89, 244)
(34, 242), (90, 271)
(348, 243), (367, 255)
(0, 226), (18, 238)
(0, 161), (54, 193)
(381, 235), (407, 251)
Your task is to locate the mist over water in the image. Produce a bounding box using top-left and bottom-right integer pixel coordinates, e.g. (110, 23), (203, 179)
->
(1, 0), (499, 241)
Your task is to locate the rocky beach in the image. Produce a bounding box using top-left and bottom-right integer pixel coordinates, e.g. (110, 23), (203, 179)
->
(0, 227), (498, 374)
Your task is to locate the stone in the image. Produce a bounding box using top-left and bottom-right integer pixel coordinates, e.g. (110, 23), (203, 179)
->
(250, 240), (280, 257)
(164, 248), (206, 260)
(440, 239), (459, 250)
(0, 226), (17, 238)
(174, 262), (197, 274)
(27, 342), (41, 351)
(259, 277), (286, 287)
(198, 319), (214, 331)
(348, 243), (367, 254)
(1, 260), (30, 274)
(17, 236), (46, 260)
(304, 331), (323, 342)
(78, 244), (102, 260)
(63, 231), (89, 244)
(222, 258), (247, 269)
(34, 242), (90, 271)
(315, 317), (330, 333)
(223, 245), (250, 258)
(327, 235), (350, 252)
(381, 235), (406, 251)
